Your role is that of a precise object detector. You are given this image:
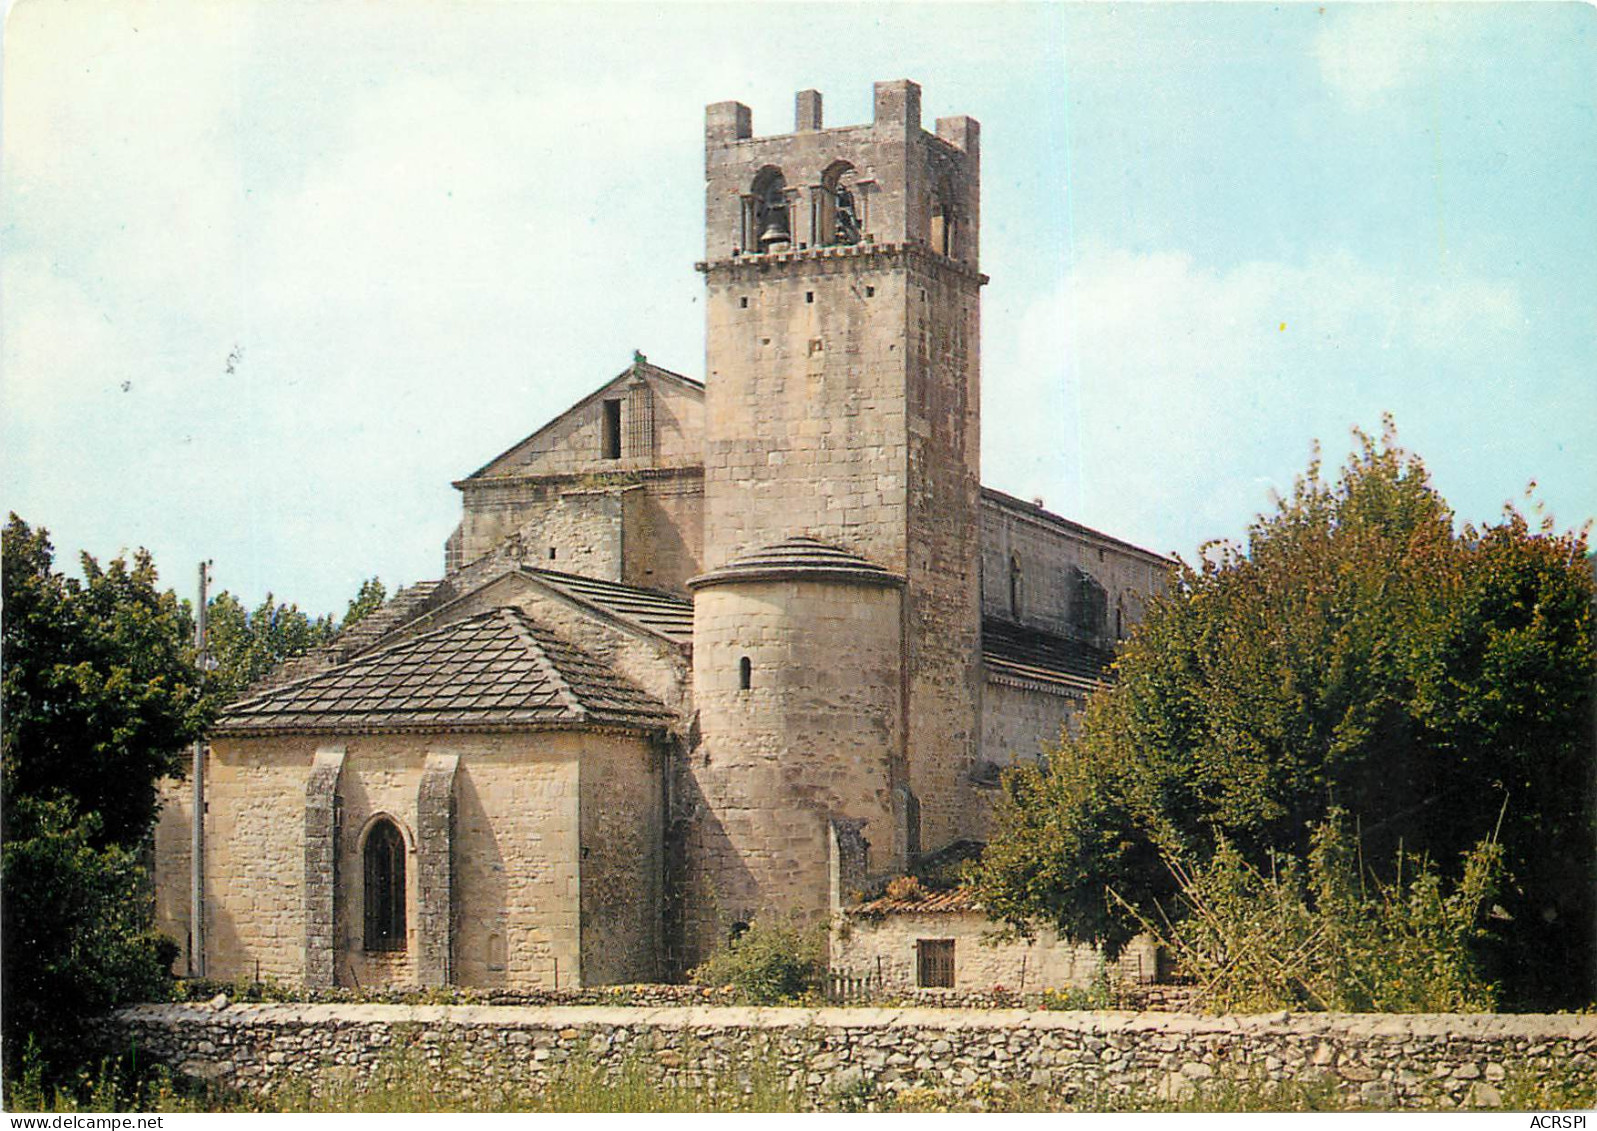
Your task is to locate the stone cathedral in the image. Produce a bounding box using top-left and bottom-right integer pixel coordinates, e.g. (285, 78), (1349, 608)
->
(154, 80), (1169, 990)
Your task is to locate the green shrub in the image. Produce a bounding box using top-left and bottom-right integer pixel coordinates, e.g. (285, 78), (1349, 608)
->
(689, 918), (825, 1005)
(1128, 810), (1503, 1012)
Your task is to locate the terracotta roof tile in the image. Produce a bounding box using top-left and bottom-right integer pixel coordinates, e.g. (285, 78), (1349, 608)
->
(854, 888), (982, 915)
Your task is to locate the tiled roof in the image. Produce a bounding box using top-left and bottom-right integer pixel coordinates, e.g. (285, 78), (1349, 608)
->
(982, 617), (1115, 695)
(854, 887), (981, 915)
(214, 607), (673, 735)
(689, 537), (903, 589)
(521, 568), (694, 644)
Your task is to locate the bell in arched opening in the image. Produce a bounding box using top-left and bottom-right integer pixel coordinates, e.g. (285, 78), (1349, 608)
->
(752, 167), (791, 251)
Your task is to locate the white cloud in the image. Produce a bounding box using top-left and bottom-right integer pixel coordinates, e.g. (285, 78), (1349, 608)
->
(1312, 6), (1471, 110)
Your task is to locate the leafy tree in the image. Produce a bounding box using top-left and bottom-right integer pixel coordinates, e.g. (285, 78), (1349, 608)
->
(2, 516), (206, 848)
(1134, 812), (1504, 1013)
(342, 576), (387, 630)
(2, 797), (178, 1079)
(202, 591), (338, 703)
(972, 425), (1596, 1009)
(2, 516), (205, 1082)
(203, 577), (385, 703)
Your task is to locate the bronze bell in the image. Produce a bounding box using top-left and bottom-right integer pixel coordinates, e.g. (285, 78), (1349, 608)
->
(759, 203), (790, 249)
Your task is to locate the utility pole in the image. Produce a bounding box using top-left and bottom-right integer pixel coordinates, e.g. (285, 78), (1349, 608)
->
(190, 561), (211, 978)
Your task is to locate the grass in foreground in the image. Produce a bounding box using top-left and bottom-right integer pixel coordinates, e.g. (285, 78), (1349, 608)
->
(9, 1044), (1594, 1114)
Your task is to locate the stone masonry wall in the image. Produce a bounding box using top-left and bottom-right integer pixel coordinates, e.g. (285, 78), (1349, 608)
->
(108, 1002), (1595, 1110)
(580, 736), (664, 986)
(833, 911), (1160, 994)
(684, 577), (903, 968)
(179, 732), (596, 992)
(981, 494), (1170, 649)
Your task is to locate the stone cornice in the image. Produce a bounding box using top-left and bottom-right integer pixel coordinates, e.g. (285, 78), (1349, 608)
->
(696, 240), (987, 286)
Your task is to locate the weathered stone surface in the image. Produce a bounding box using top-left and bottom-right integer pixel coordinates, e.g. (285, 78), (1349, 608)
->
(104, 1004), (1595, 1111)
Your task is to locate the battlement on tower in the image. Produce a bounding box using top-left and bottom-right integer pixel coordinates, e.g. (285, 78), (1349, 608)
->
(703, 80), (980, 267)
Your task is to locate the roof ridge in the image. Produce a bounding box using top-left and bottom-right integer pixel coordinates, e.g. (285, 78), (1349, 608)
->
(516, 567), (693, 647)
(526, 566), (691, 605)
(499, 608), (588, 722)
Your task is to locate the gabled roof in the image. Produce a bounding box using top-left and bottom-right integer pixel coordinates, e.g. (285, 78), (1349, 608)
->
(463, 357), (703, 482)
(518, 567), (694, 645)
(214, 607), (673, 736)
(981, 617), (1115, 696)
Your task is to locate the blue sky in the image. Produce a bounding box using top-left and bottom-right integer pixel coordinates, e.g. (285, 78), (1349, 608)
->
(3, 2), (1593, 613)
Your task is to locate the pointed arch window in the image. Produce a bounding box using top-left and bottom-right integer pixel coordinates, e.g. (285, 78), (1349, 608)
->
(364, 818), (407, 953)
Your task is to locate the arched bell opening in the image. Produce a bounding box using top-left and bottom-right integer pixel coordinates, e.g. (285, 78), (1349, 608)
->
(743, 166), (791, 253)
(816, 160), (863, 247)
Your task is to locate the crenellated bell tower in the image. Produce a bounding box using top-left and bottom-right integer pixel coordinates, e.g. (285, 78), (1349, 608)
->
(684, 80), (986, 960)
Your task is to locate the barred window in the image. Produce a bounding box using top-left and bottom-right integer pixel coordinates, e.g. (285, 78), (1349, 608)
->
(917, 938), (955, 988)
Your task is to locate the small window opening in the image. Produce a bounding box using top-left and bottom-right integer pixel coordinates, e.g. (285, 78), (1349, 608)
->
(930, 177), (958, 258)
(601, 399), (622, 460)
(865, 285), (875, 298)
(1008, 554), (1023, 620)
(730, 920), (751, 941)
(739, 296), (749, 309)
(548, 547), (557, 560)
(805, 291), (814, 303)
(739, 656), (752, 690)
(363, 818), (406, 953)
(917, 938), (955, 988)
(808, 338), (823, 356)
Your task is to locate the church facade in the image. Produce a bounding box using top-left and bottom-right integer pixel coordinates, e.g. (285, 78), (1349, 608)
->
(153, 80), (1170, 990)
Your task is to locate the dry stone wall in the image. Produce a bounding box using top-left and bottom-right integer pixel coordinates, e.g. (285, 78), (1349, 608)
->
(109, 1002), (1594, 1110)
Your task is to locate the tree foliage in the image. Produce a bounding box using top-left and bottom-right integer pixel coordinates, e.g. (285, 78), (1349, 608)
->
(2, 516), (206, 848)
(690, 918), (826, 1004)
(342, 576), (387, 630)
(203, 577), (385, 703)
(1, 797), (178, 1076)
(2, 516), (206, 1081)
(972, 425), (1596, 1009)
(202, 591), (338, 703)
(1136, 812), (1504, 1013)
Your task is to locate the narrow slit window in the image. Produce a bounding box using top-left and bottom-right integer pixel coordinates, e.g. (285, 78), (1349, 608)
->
(601, 399), (622, 460)
(738, 656), (752, 690)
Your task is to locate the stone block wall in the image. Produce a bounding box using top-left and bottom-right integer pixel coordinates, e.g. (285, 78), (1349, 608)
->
(832, 910), (1160, 993)
(580, 736), (665, 986)
(167, 732), (647, 992)
(981, 493), (1171, 649)
(107, 1002), (1596, 1110)
(684, 576), (903, 966)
